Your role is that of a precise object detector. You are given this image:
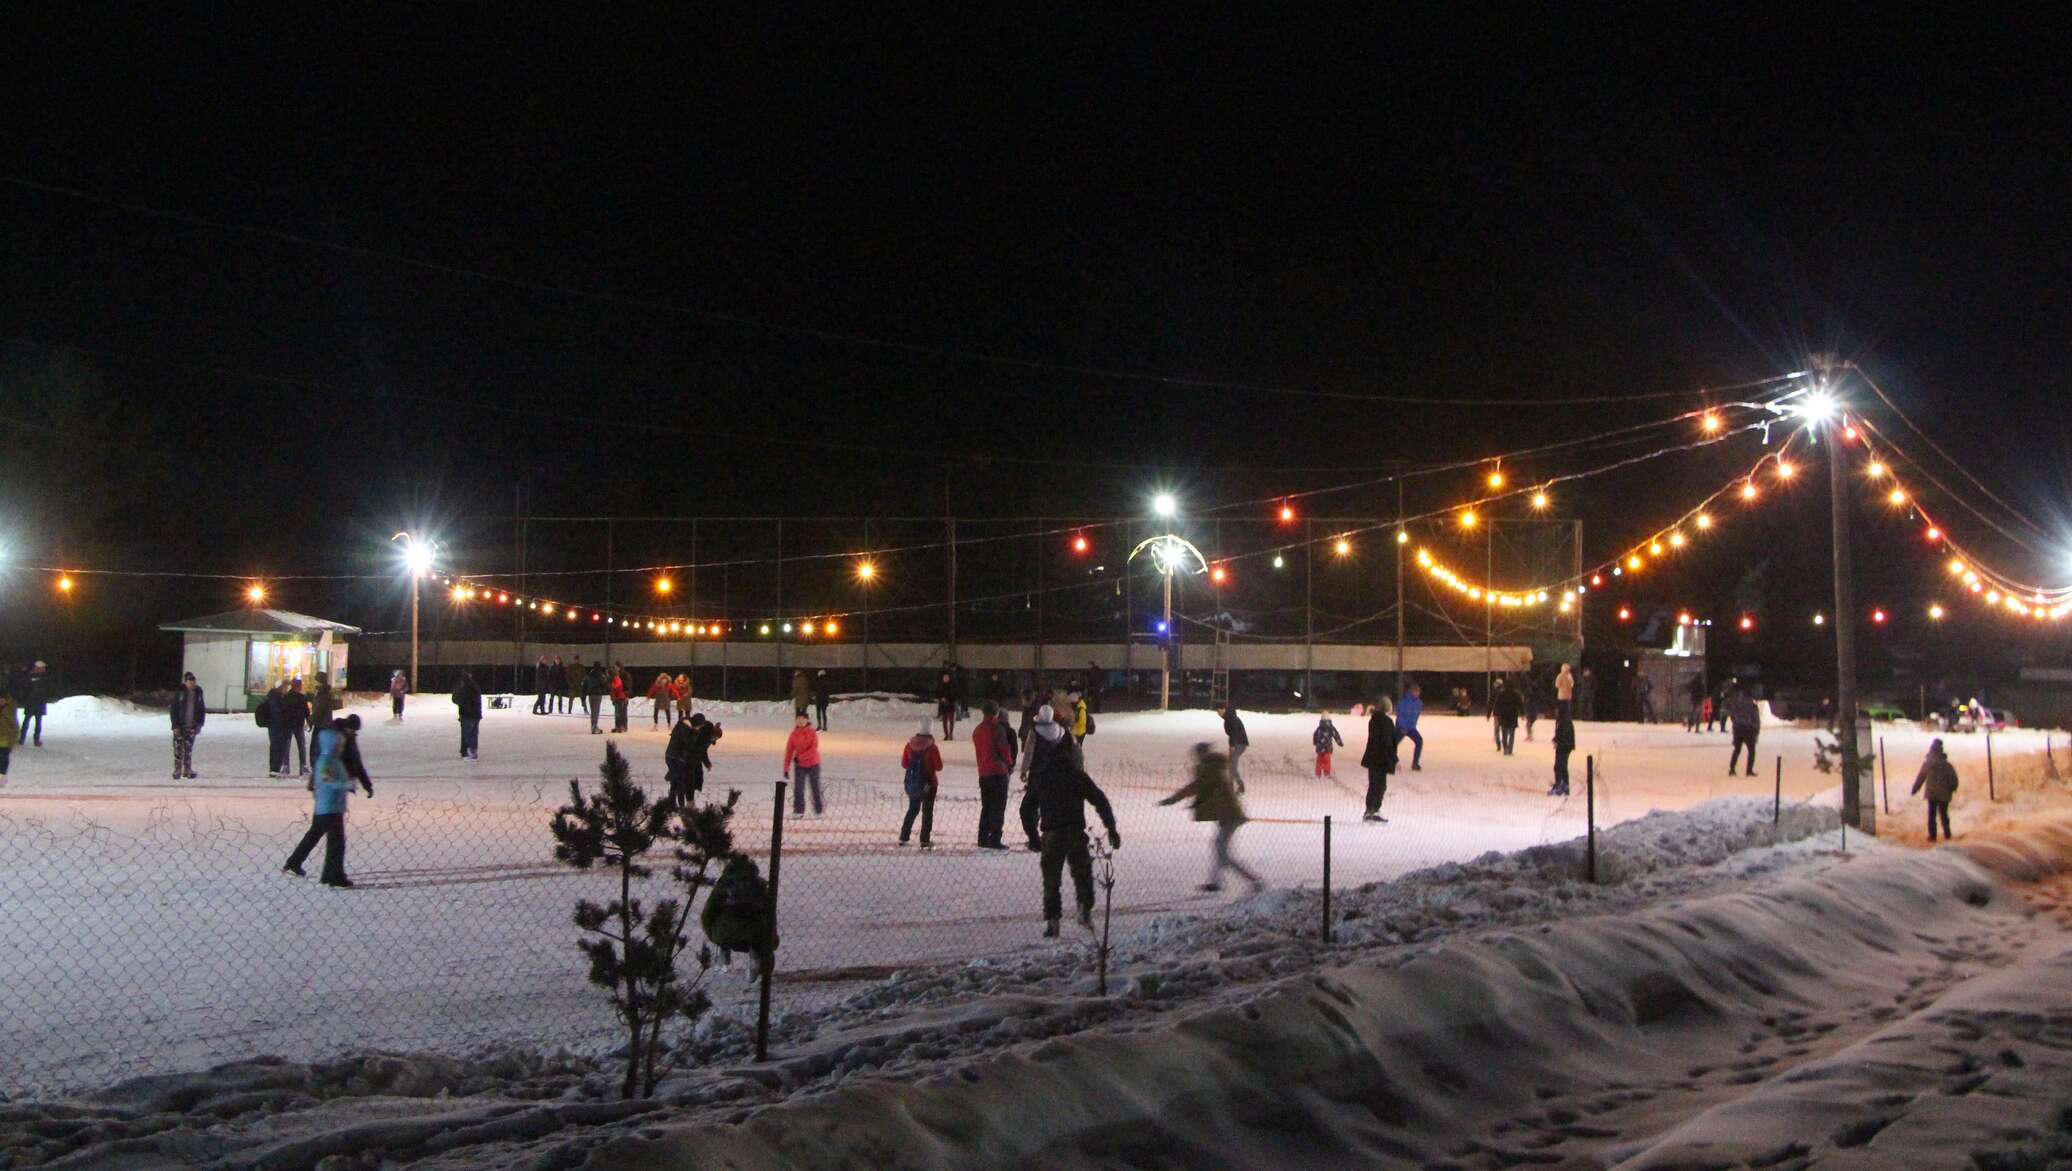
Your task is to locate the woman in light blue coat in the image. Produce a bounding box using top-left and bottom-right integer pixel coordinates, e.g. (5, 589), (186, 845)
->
(282, 722), (357, 887)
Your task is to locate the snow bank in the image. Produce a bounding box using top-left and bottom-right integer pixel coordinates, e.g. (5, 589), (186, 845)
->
(575, 818), (2072, 1170)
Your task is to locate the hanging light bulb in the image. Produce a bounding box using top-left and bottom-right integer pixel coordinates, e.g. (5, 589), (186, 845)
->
(1700, 413), (1722, 434)
(1866, 460), (1887, 478)
(1334, 538), (1352, 557)
(1887, 487), (1907, 506)
(1530, 490), (1550, 510)
(1486, 468), (1505, 490)
(1741, 481), (1758, 500)
(1776, 461), (1796, 479)
(1459, 509), (1478, 528)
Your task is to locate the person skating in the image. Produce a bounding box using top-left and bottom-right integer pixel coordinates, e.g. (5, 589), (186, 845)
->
(282, 716), (372, 888)
(387, 669), (409, 723)
(452, 669), (483, 760)
(673, 673), (692, 718)
(170, 671), (206, 779)
(532, 656), (551, 715)
(1452, 685), (1472, 718)
(260, 681), (292, 777)
(1067, 689), (1090, 746)
(309, 672), (339, 736)
(563, 656), (583, 715)
(1549, 706), (1576, 796)
(1397, 682), (1425, 770)
(972, 700), (1017, 849)
(282, 677), (313, 776)
(1221, 702), (1249, 793)
(1910, 738), (1960, 842)
(1522, 673), (1541, 742)
(1727, 687), (1761, 776)
(813, 670), (832, 731)
(648, 671), (675, 727)
(608, 664), (629, 733)
(664, 711), (718, 805)
(1636, 674), (1656, 724)
(936, 669), (960, 741)
(1361, 697), (1399, 822)
(791, 669), (811, 721)
(1684, 672), (1707, 733)
(1554, 663), (1575, 720)
(782, 712), (824, 816)
(1312, 714), (1343, 777)
(1492, 681), (1522, 755)
(582, 661), (605, 734)
(0, 682), (15, 784)
(1577, 668), (1597, 720)
(1018, 703), (1078, 847)
(1027, 741), (1120, 936)
(550, 657), (569, 714)
(1162, 742), (1263, 894)
(898, 721), (943, 848)
(16, 661), (49, 746)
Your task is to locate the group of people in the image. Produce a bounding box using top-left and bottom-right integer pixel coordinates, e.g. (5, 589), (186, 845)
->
(253, 672), (342, 778)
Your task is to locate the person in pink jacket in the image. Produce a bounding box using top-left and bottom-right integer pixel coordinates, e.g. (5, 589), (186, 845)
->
(647, 672), (675, 727)
(782, 713), (823, 816)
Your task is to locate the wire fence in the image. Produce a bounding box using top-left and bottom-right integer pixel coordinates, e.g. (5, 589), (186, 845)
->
(0, 745), (1702, 1100)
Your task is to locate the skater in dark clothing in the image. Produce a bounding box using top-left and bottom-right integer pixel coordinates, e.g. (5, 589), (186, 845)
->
(1636, 675), (1656, 724)
(452, 670), (483, 760)
(972, 701), (1017, 849)
(1221, 703), (1249, 793)
(1361, 697), (1399, 822)
(170, 672), (206, 779)
(550, 658), (570, 714)
(1684, 673), (1708, 732)
(262, 681), (292, 777)
(0, 683), (16, 783)
(1577, 668), (1597, 721)
(1162, 743), (1263, 893)
(533, 656), (551, 714)
(582, 661), (605, 733)
(791, 670), (812, 720)
(1396, 682), (1426, 770)
(1911, 738), (1960, 841)
(813, 670), (832, 731)
(16, 661), (49, 746)
(899, 723), (943, 847)
(1018, 704), (1080, 846)
(1549, 708), (1576, 796)
(309, 672), (339, 734)
(1727, 688), (1762, 776)
(1026, 749), (1120, 936)
(936, 670), (960, 741)
(281, 678), (312, 776)
(664, 712), (718, 805)
(1492, 683), (1522, 755)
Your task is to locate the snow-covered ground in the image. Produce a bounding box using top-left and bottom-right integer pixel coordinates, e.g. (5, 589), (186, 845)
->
(0, 693), (2056, 1105)
(1, 688), (2067, 1168)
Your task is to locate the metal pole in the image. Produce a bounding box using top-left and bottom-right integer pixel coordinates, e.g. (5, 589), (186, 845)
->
(1321, 815), (1333, 943)
(1585, 755), (1597, 883)
(1304, 518), (1314, 705)
(1987, 729), (1996, 801)
(1879, 736), (1890, 815)
(410, 570), (420, 689)
(945, 480), (957, 664)
(515, 484), (526, 692)
(774, 519), (784, 699)
(1035, 516), (1045, 679)
(1774, 755), (1782, 826)
(1825, 376), (1863, 829)
(1485, 518), (1494, 704)
(861, 518), (871, 693)
(604, 519), (614, 664)
(755, 779), (787, 1063)
(1161, 567), (1173, 713)
(1396, 482), (1407, 695)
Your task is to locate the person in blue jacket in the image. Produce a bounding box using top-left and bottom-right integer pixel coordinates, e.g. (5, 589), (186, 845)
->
(1396, 681), (1425, 771)
(282, 718), (370, 887)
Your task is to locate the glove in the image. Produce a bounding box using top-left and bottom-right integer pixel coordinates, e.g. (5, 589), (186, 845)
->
(1107, 829), (1121, 850)
(362, 783), (375, 798)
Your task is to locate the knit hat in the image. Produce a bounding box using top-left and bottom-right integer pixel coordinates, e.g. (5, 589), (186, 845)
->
(1037, 704), (1055, 724)
(917, 720), (934, 737)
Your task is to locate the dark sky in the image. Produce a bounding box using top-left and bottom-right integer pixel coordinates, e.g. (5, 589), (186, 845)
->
(2, 9), (2069, 685)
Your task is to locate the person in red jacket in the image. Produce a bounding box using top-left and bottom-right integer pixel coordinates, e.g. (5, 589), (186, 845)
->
(971, 701), (1017, 849)
(899, 722), (944, 848)
(782, 712), (823, 816)
(647, 671), (675, 727)
(607, 665), (630, 733)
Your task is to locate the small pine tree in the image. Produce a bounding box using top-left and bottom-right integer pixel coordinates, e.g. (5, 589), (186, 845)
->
(549, 741), (740, 1099)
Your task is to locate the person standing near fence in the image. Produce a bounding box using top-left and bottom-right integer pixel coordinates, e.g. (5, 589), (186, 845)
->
(1549, 705), (1575, 796)
(1221, 702), (1249, 793)
(813, 670), (831, 731)
(282, 717), (370, 888)
(898, 721), (943, 848)
(261, 680), (292, 777)
(170, 671), (206, 779)
(609, 663), (630, 733)
(972, 700), (1017, 849)
(283, 677), (312, 777)
(533, 656), (551, 715)
(1397, 682), (1425, 771)
(452, 669), (483, 760)
(563, 656), (583, 715)
(582, 660), (605, 734)
(1163, 743), (1264, 894)
(1361, 696), (1398, 823)
(1312, 714), (1343, 777)
(1727, 687), (1761, 777)
(783, 711), (824, 816)
(673, 673), (692, 716)
(1029, 748), (1120, 937)
(1910, 737), (1959, 841)
(1492, 681), (1522, 755)
(665, 711), (717, 804)
(936, 669), (960, 741)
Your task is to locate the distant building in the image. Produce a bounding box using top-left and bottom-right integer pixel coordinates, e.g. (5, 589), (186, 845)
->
(158, 609), (362, 712)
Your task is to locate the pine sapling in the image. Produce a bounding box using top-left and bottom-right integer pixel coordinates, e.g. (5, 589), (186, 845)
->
(549, 741), (740, 1098)
(1090, 831), (1117, 996)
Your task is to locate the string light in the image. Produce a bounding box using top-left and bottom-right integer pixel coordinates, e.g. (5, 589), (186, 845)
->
(1395, 530), (1409, 545)
(1693, 512), (1712, 529)
(1776, 461), (1796, 479)
(1668, 531), (1685, 548)
(1886, 487), (1907, 506)
(1871, 608), (1888, 624)
(1812, 612), (1826, 626)
(1866, 460), (1886, 478)
(1701, 413), (1722, 433)
(1648, 540), (1664, 556)
(1459, 509), (1478, 529)
(1738, 615), (1754, 631)
(1486, 468), (1505, 490)
(1334, 538), (1352, 556)
(1741, 481), (1758, 500)
(1928, 603), (1945, 620)
(654, 576), (674, 595)
(246, 583), (267, 603)
(1272, 554), (1285, 569)
(1625, 554), (1643, 571)
(1071, 534), (1090, 553)
(856, 560), (877, 581)
(1530, 490), (1550, 510)
(824, 619), (838, 635)
(1278, 503), (1295, 522)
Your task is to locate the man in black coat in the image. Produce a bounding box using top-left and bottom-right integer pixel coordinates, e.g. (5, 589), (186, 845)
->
(1361, 698), (1399, 822)
(281, 678), (313, 777)
(16, 661), (49, 747)
(453, 669), (483, 760)
(1026, 750), (1119, 937)
(170, 671), (206, 779)
(1221, 703), (1249, 793)
(532, 656), (550, 715)
(1492, 683), (1523, 755)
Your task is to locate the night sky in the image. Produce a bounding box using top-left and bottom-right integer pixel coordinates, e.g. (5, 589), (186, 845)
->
(2, 10), (2068, 692)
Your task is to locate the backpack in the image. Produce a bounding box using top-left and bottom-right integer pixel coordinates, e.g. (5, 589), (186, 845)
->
(253, 698), (271, 729)
(903, 748), (935, 799)
(1084, 712), (1096, 735)
(701, 856), (776, 966)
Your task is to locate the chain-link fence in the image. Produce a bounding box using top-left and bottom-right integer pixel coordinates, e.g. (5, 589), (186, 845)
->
(0, 746), (1640, 1099)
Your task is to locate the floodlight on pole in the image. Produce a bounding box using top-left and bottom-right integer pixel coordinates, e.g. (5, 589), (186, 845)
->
(1128, 528), (1207, 713)
(392, 532), (437, 687)
(1152, 492), (1177, 519)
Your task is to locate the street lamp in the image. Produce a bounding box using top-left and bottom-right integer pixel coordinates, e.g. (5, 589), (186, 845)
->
(392, 532), (436, 688)
(856, 559), (877, 690)
(1128, 519), (1207, 714)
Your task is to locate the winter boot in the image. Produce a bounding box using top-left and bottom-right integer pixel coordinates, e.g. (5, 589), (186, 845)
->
(1043, 918), (1060, 938)
(1077, 905), (1094, 930)
(1198, 882), (1223, 892)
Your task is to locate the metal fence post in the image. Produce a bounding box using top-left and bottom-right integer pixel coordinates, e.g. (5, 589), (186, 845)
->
(755, 780), (787, 1063)
(1987, 730), (1996, 802)
(1585, 755), (1596, 884)
(1321, 815), (1333, 943)
(1774, 755), (1781, 827)
(1879, 736), (1890, 815)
